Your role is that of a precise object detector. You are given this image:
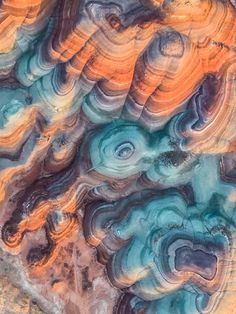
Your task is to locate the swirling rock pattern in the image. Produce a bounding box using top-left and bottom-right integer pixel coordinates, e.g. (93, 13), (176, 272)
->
(0, 0), (235, 313)
(84, 190), (233, 313)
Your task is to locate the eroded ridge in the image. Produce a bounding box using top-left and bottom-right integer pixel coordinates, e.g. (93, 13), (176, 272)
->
(0, 0), (235, 313)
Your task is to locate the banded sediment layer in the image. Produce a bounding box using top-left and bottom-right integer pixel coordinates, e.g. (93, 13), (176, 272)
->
(0, 0), (235, 313)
